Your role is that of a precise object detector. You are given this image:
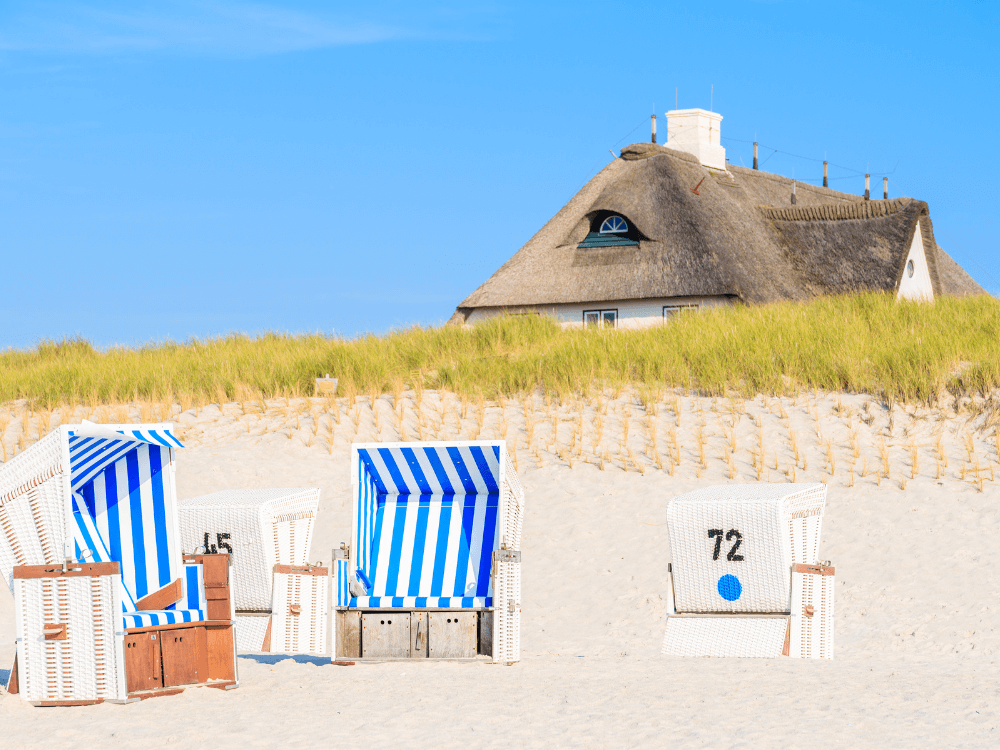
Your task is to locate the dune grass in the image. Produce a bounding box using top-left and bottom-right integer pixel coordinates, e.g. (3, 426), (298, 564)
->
(1, 293), (998, 408)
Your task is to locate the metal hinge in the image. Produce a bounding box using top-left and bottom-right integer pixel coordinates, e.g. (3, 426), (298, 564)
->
(494, 549), (521, 563)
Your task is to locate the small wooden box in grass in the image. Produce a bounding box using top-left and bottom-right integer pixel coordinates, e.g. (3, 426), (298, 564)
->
(315, 375), (338, 396)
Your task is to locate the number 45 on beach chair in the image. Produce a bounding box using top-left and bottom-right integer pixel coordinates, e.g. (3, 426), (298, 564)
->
(662, 483), (835, 659)
(333, 441), (524, 664)
(0, 421), (238, 704)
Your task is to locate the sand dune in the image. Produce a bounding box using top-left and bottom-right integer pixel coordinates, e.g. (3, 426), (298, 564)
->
(1, 392), (997, 747)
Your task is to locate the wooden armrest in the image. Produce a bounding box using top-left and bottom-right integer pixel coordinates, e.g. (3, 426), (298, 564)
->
(135, 578), (183, 611)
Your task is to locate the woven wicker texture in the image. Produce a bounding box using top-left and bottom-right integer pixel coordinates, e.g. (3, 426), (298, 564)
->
(14, 572), (122, 702)
(493, 558), (521, 664)
(667, 483), (826, 613)
(790, 569), (835, 659)
(1, 474), (66, 593)
(661, 617), (787, 658)
(270, 571), (328, 655)
(0, 430), (62, 505)
(177, 488), (320, 611)
(234, 614), (270, 652)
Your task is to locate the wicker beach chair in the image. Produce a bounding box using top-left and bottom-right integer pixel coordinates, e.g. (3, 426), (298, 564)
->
(0, 422), (238, 704)
(333, 441), (524, 664)
(662, 483), (834, 659)
(177, 488), (327, 654)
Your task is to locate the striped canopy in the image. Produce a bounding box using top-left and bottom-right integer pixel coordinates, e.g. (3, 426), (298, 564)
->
(350, 443), (503, 608)
(66, 424), (199, 626)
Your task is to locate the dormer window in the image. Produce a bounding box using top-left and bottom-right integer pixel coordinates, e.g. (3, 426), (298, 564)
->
(600, 216), (628, 234)
(578, 211), (640, 248)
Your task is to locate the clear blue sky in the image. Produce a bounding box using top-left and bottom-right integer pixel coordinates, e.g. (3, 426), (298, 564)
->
(1, 1), (997, 349)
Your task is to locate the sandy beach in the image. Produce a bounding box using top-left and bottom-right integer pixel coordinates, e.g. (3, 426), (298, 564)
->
(1, 391), (997, 747)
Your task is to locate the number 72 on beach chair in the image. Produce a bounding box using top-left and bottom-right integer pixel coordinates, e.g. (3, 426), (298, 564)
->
(662, 483), (834, 659)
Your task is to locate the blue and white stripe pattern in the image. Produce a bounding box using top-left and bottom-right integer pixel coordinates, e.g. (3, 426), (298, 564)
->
(121, 565), (206, 628)
(68, 428), (183, 492)
(67, 426), (207, 629)
(347, 444), (502, 609)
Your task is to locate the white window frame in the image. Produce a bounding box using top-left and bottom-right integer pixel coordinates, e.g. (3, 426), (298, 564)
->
(583, 309), (618, 328)
(663, 304), (699, 320)
(599, 216), (628, 234)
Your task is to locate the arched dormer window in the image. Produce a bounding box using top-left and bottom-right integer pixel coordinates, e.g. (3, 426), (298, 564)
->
(600, 215), (628, 234)
(578, 211), (641, 248)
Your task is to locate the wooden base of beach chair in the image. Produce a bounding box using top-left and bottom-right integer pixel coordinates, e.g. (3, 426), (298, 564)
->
(335, 609), (493, 661)
(123, 620), (237, 695)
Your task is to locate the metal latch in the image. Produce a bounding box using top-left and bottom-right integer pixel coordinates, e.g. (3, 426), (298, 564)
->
(507, 599), (518, 613)
(494, 549), (521, 563)
(333, 543), (349, 560)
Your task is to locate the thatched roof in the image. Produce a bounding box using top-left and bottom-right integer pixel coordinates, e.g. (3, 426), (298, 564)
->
(453, 142), (985, 319)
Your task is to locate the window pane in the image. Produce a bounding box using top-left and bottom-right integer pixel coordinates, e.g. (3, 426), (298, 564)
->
(602, 311), (617, 327)
(584, 312), (600, 327)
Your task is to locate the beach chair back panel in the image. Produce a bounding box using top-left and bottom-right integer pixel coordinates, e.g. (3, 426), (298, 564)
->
(367, 493), (498, 601)
(667, 484), (826, 614)
(353, 444), (503, 607)
(71, 442), (181, 607)
(176, 488), (320, 611)
(13, 564), (125, 702)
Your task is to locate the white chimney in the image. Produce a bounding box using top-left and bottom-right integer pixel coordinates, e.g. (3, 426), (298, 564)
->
(664, 108), (726, 170)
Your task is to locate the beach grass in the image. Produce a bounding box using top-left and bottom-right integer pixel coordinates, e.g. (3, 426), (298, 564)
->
(2, 292), (998, 408)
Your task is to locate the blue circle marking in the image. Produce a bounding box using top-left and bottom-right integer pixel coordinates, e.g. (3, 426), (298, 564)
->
(717, 574), (742, 601)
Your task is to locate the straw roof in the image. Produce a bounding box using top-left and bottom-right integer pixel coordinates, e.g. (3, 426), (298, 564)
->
(453, 143), (984, 320)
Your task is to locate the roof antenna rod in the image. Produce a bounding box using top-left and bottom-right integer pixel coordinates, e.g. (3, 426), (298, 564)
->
(652, 102), (657, 144)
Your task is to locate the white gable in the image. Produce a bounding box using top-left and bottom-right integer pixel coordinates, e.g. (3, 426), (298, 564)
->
(897, 220), (934, 301)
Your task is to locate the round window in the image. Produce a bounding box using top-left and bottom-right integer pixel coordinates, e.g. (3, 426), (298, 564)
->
(599, 216), (628, 234)
(907, 260), (914, 278)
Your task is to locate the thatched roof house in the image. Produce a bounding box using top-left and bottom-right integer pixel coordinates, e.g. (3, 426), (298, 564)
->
(451, 109), (983, 328)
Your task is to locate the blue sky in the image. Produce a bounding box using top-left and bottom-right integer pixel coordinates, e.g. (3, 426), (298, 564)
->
(1, 1), (997, 349)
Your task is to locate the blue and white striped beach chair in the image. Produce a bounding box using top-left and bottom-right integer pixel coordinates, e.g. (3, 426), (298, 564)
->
(0, 422), (238, 704)
(333, 441), (524, 664)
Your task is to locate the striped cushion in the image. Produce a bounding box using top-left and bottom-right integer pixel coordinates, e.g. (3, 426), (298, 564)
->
(351, 445), (502, 610)
(349, 596), (491, 608)
(123, 609), (205, 628)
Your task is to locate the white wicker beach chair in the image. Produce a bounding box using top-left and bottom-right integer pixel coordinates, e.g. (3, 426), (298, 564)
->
(177, 488), (325, 654)
(661, 483), (834, 659)
(0, 422), (238, 704)
(333, 441), (524, 664)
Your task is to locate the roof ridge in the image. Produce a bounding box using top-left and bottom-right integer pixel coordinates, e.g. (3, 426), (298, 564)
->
(761, 198), (913, 222)
(728, 163), (863, 202)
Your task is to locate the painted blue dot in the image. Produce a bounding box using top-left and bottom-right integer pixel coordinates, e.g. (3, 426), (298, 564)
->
(718, 574), (742, 601)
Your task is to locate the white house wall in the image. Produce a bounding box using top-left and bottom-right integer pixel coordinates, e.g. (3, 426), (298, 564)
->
(897, 222), (934, 302)
(465, 296), (734, 329)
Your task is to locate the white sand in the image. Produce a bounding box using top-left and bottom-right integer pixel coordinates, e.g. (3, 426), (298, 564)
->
(1, 392), (997, 747)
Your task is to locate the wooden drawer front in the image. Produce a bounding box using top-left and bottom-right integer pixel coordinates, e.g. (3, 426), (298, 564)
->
(161, 629), (200, 687)
(125, 633), (163, 693)
(428, 613), (477, 658)
(336, 611), (361, 660)
(361, 613), (410, 658)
